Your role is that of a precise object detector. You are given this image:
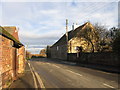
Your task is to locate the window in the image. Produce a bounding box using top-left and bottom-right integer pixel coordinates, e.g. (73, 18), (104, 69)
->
(57, 46), (59, 51)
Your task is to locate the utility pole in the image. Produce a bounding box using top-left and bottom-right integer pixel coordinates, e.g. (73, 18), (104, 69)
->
(66, 19), (68, 60)
(25, 44), (28, 59)
(66, 19), (68, 42)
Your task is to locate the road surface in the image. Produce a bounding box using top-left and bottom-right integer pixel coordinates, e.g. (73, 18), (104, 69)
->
(28, 58), (119, 89)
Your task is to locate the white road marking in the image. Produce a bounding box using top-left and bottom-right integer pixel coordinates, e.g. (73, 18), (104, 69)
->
(28, 62), (38, 88)
(29, 62), (45, 88)
(52, 64), (60, 68)
(46, 63), (61, 68)
(34, 71), (45, 88)
(66, 69), (82, 76)
(46, 63), (51, 65)
(103, 83), (115, 88)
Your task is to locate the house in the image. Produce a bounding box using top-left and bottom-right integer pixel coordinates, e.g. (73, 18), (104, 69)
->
(0, 26), (25, 88)
(49, 22), (100, 60)
(39, 49), (46, 57)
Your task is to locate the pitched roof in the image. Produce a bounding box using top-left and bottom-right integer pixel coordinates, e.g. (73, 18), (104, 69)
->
(0, 26), (23, 48)
(51, 22), (88, 47)
(3, 26), (19, 40)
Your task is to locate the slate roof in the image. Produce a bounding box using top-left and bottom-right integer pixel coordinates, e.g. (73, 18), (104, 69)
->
(51, 22), (88, 47)
(0, 26), (23, 48)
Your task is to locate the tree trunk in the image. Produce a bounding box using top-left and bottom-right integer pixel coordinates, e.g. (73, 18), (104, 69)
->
(90, 40), (94, 53)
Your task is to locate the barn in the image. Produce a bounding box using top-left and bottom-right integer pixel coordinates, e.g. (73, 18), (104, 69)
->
(49, 22), (100, 60)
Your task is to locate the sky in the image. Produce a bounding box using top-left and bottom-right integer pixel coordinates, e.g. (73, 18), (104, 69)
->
(0, 0), (119, 54)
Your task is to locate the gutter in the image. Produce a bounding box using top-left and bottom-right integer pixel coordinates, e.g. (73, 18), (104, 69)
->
(0, 26), (24, 48)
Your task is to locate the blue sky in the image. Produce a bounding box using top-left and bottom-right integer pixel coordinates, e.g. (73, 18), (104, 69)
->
(1, 0), (119, 54)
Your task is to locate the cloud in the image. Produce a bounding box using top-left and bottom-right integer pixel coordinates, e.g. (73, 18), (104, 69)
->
(1, 2), (118, 54)
(26, 48), (43, 54)
(1, 0), (119, 2)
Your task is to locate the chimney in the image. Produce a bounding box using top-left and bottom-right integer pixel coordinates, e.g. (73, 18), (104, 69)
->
(72, 23), (74, 30)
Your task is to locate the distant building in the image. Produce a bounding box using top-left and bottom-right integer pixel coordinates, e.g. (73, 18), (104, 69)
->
(39, 49), (46, 57)
(46, 45), (51, 58)
(0, 26), (25, 88)
(48, 22), (100, 60)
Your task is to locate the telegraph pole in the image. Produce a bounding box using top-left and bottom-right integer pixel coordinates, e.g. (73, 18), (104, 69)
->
(66, 19), (68, 43)
(25, 44), (28, 59)
(66, 19), (68, 60)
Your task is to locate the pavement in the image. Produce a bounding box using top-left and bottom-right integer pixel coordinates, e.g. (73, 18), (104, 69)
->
(9, 61), (35, 89)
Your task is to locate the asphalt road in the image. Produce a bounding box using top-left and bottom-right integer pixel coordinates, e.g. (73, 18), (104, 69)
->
(29, 58), (119, 89)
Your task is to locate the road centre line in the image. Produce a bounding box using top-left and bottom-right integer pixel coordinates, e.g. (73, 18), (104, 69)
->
(103, 83), (115, 88)
(52, 64), (61, 68)
(45, 63), (61, 68)
(66, 69), (82, 76)
(46, 63), (51, 65)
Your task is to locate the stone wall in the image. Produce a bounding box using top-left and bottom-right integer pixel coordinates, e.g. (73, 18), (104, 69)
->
(46, 46), (51, 58)
(50, 44), (67, 60)
(68, 52), (119, 67)
(68, 37), (93, 53)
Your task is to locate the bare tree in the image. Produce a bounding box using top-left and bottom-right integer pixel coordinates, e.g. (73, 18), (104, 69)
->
(111, 27), (120, 53)
(77, 23), (100, 52)
(93, 23), (112, 52)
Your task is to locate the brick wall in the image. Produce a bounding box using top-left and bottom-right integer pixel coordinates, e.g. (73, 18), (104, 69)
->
(18, 46), (25, 74)
(0, 35), (25, 88)
(0, 35), (2, 89)
(1, 35), (14, 88)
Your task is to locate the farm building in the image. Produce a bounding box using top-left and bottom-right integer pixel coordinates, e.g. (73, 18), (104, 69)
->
(48, 22), (100, 60)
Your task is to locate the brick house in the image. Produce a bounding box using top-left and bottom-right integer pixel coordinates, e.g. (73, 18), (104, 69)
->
(48, 22), (100, 60)
(0, 26), (25, 88)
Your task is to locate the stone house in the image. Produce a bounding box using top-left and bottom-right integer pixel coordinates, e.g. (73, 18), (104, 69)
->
(49, 22), (100, 60)
(0, 26), (25, 88)
(39, 49), (46, 57)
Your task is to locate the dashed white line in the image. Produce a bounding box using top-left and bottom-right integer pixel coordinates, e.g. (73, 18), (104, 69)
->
(46, 63), (49, 64)
(52, 64), (61, 68)
(103, 83), (115, 88)
(46, 63), (61, 68)
(66, 69), (82, 76)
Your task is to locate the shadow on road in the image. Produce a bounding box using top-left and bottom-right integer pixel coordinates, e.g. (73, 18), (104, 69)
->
(30, 57), (120, 74)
